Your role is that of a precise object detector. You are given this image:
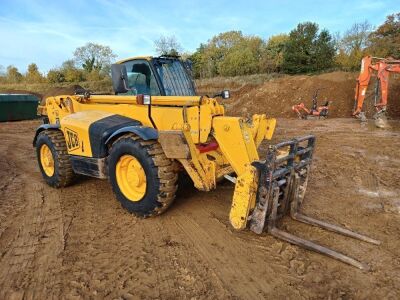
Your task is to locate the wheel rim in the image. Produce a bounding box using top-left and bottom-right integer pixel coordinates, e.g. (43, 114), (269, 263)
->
(40, 144), (55, 177)
(116, 155), (147, 201)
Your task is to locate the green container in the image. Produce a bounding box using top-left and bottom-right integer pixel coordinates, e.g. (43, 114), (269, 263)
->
(0, 94), (40, 122)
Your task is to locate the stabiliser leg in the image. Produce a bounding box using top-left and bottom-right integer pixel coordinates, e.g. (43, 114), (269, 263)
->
(249, 135), (380, 270)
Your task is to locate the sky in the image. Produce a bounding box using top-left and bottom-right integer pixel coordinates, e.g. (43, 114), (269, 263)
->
(0, 0), (398, 73)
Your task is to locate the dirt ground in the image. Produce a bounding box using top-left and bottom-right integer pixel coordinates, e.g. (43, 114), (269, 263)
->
(0, 118), (399, 299)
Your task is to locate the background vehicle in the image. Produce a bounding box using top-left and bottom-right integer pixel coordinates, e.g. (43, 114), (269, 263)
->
(353, 55), (400, 127)
(292, 88), (331, 119)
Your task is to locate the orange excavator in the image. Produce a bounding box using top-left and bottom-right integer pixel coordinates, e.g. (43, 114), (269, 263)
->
(353, 55), (400, 126)
(292, 88), (331, 119)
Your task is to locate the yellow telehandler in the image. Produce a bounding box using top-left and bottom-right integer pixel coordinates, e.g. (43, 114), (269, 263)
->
(34, 56), (379, 269)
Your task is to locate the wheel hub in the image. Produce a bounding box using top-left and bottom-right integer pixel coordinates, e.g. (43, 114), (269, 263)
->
(40, 144), (55, 177)
(116, 155), (147, 201)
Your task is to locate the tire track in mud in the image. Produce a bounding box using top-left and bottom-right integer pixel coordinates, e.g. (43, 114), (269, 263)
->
(145, 215), (232, 299)
(168, 189), (305, 299)
(58, 178), (111, 299)
(55, 177), (184, 299)
(0, 133), (65, 299)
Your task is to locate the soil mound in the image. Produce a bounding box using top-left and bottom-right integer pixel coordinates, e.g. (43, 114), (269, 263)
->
(227, 72), (356, 118)
(41, 85), (84, 99)
(0, 89), (42, 100)
(198, 71), (400, 119)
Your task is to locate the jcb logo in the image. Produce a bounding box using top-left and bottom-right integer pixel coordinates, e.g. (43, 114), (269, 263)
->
(65, 128), (80, 151)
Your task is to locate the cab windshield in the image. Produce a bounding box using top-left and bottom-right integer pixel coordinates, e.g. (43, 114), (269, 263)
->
(153, 59), (196, 96)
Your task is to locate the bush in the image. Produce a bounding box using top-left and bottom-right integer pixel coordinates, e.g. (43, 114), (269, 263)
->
(25, 63), (45, 83)
(61, 60), (85, 82)
(6, 65), (23, 83)
(47, 69), (65, 83)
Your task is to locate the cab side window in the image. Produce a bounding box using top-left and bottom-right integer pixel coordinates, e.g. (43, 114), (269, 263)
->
(122, 60), (161, 96)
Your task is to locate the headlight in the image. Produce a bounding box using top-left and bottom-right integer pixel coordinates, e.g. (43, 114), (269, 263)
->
(137, 94), (152, 105)
(143, 95), (151, 105)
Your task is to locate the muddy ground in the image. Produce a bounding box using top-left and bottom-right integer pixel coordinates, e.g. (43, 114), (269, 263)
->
(0, 118), (399, 299)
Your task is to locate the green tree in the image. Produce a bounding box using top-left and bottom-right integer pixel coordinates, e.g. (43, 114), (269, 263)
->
(368, 12), (400, 58)
(260, 34), (289, 73)
(315, 29), (336, 70)
(73, 42), (116, 73)
(47, 69), (65, 83)
(154, 35), (183, 56)
(25, 63), (44, 83)
(218, 36), (263, 76)
(190, 44), (207, 78)
(190, 31), (264, 78)
(282, 22), (335, 73)
(6, 65), (23, 83)
(192, 31), (245, 78)
(61, 60), (85, 82)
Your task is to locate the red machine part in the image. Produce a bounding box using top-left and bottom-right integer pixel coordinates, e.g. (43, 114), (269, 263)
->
(196, 141), (219, 153)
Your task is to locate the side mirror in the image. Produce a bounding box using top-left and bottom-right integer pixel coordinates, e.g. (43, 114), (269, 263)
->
(111, 64), (129, 94)
(222, 90), (230, 99)
(213, 90), (230, 99)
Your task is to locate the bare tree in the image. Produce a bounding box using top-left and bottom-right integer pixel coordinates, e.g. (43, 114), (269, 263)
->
(340, 21), (373, 54)
(154, 35), (183, 56)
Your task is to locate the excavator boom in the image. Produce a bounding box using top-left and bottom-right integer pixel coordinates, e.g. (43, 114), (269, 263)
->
(353, 56), (400, 119)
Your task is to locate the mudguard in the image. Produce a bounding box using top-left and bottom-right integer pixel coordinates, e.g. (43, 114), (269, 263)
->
(33, 123), (60, 146)
(104, 125), (158, 145)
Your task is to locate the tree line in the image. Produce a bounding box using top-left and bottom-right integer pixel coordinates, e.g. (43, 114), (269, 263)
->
(0, 42), (116, 84)
(0, 12), (398, 84)
(189, 12), (399, 77)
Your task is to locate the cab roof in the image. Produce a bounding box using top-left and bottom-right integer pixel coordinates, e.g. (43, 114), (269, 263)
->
(116, 55), (181, 64)
(116, 56), (153, 64)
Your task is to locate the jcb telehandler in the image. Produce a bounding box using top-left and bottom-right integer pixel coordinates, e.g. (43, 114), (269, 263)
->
(34, 56), (379, 269)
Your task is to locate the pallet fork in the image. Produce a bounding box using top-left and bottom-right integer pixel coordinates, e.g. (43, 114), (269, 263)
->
(250, 135), (380, 270)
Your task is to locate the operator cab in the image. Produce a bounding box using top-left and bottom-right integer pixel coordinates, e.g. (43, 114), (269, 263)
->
(114, 56), (196, 96)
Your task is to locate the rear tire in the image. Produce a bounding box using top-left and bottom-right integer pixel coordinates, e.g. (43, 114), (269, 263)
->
(36, 130), (75, 188)
(108, 134), (178, 217)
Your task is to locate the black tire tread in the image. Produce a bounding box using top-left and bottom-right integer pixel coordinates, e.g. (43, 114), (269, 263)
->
(110, 134), (178, 217)
(37, 130), (75, 187)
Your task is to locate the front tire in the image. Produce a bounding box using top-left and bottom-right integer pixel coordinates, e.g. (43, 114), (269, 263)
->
(36, 130), (75, 187)
(108, 134), (178, 217)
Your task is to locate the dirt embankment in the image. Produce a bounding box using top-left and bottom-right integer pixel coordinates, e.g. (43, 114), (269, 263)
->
(0, 79), (113, 104)
(197, 72), (400, 119)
